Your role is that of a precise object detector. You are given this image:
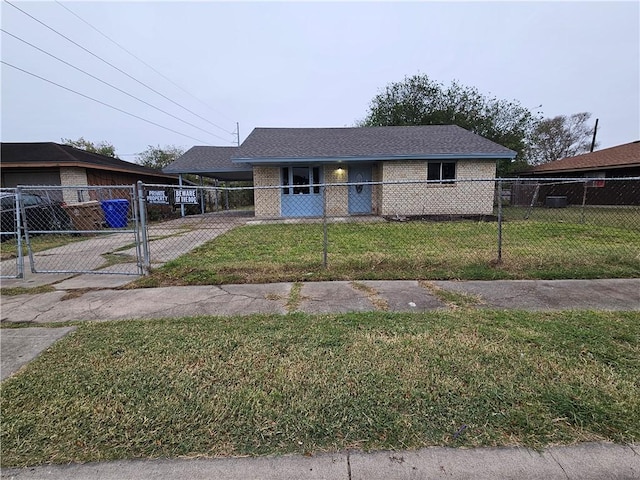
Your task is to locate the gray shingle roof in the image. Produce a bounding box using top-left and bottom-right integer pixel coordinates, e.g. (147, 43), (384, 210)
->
(234, 125), (516, 161)
(163, 146), (252, 180)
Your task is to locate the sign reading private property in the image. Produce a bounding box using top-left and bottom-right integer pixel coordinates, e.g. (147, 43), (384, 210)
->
(174, 189), (198, 204)
(146, 190), (169, 205)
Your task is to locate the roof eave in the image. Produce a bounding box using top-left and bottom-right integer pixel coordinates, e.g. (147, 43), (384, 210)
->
(528, 162), (640, 174)
(163, 167), (253, 174)
(232, 153), (515, 164)
(1, 161), (177, 178)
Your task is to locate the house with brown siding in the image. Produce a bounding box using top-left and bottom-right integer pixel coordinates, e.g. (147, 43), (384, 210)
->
(1, 142), (178, 203)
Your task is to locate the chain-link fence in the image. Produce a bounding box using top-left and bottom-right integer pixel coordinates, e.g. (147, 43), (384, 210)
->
(3, 178), (639, 280)
(138, 178), (639, 281)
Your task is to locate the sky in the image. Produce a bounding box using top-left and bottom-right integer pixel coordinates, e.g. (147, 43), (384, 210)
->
(1, 0), (639, 162)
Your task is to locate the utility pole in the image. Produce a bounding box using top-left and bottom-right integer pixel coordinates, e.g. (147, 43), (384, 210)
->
(590, 118), (599, 152)
(236, 122), (240, 147)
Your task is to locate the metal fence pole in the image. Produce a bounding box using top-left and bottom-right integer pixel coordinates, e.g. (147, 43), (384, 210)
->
(136, 181), (150, 274)
(581, 181), (588, 224)
(497, 179), (503, 263)
(323, 185), (328, 268)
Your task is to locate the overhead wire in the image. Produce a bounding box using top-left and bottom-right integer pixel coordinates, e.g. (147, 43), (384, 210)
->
(1, 60), (212, 145)
(5, 0), (237, 141)
(1, 28), (232, 144)
(54, 0), (238, 128)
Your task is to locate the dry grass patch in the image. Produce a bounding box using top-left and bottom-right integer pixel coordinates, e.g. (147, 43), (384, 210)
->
(351, 281), (389, 311)
(1, 310), (638, 467)
(128, 221), (639, 288)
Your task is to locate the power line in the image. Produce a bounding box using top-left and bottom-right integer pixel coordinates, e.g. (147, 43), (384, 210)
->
(5, 0), (236, 138)
(1, 60), (217, 145)
(54, 0), (238, 128)
(1, 28), (232, 144)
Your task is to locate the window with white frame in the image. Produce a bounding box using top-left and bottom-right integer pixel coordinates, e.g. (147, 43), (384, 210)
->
(282, 166), (321, 194)
(427, 162), (456, 184)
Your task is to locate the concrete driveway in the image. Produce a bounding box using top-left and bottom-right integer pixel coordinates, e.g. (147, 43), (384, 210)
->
(0, 210), (252, 285)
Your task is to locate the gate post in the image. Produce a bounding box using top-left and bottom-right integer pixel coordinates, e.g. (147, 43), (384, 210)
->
(15, 187), (25, 278)
(136, 181), (151, 274)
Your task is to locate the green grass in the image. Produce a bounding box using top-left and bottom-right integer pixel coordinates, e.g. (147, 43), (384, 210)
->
(130, 219), (640, 287)
(0, 234), (87, 261)
(1, 310), (638, 467)
(0, 285), (56, 296)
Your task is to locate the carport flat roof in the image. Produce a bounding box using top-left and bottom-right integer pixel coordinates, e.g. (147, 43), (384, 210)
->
(163, 146), (252, 181)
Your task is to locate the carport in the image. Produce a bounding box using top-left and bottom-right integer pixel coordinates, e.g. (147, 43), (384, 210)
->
(162, 146), (253, 216)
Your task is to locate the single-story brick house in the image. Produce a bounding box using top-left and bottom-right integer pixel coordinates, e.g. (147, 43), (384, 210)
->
(1, 142), (178, 203)
(232, 125), (516, 218)
(516, 140), (640, 206)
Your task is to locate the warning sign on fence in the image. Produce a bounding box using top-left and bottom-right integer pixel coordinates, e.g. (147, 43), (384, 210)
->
(147, 190), (169, 205)
(174, 189), (198, 204)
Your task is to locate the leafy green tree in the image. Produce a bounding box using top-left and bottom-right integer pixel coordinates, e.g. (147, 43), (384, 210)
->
(359, 74), (539, 175)
(136, 145), (185, 170)
(527, 112), (597, 165)
(61, 137), (118, 158)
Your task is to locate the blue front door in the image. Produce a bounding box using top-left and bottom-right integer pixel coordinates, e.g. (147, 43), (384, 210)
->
(348, 165), (372, 214)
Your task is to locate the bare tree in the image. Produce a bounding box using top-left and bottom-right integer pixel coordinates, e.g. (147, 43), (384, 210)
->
(61, 137), (118, 158)
(527, 112), (597, 165)
(136, 145), (185, 170)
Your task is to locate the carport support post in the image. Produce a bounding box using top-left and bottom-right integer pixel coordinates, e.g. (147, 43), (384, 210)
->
(497, 179), (503, 263)
(136, 181), (150, 273)
(179, 175), (185, 218)
(199, 175), (205, 214)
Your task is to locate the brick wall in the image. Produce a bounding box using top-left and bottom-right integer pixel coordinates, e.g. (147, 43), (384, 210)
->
(381, 160), (496, 216)
(253, 166), (281, 217)
(59, 167), (89, 203)
(324, 165), (348, 216)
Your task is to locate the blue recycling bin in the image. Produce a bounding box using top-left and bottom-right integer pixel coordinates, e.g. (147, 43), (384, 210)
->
(101, 199), (129, 228)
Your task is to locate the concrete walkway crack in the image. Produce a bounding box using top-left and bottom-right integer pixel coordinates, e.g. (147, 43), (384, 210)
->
(351, 281), (388, 311)
(346, 450), (352, 480)
(548, 450), (570, 480)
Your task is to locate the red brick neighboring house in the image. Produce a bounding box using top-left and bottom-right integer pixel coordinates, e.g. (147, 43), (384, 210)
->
(517, 141), (640, 206)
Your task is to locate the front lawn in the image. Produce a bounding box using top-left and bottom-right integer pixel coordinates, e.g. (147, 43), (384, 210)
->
(1, 310), (638, 467)
(131, 219), (640, 287)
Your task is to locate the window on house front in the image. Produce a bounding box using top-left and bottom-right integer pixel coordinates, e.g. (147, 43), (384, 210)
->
(427, 162), (456, 184)
(282, 166), (321, 194)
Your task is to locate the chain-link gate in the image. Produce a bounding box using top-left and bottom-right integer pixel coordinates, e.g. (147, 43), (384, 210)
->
(138, 182), (253, 270)
(7, 185), (144, 276)
(0, 188), (25, 279)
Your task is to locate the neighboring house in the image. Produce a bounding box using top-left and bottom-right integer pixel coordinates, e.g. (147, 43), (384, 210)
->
(232, 125), (516, 218)
(516, 140), (640, 206)
(1, 142), (178, 203)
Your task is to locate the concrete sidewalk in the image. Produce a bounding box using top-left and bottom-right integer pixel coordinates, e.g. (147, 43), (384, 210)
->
(1, 278), (639, 324)
(2, 443), (638, 479)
